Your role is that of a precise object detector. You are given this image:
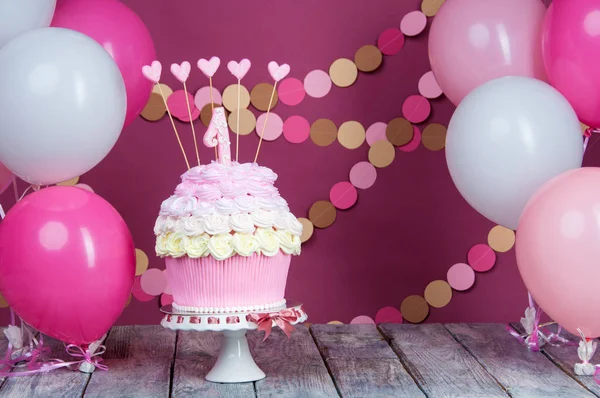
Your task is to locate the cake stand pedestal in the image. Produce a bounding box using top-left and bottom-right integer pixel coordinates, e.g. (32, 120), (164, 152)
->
(160, 300), (307, 383)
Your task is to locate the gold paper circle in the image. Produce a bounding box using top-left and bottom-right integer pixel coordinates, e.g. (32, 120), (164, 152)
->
(400, 295), (429, 323)
(327, 320), (343, 325)
(250, 82), (279, 111)
(424, 280), (452, 308)
(488, 225), (516, 253)
(0, 293), (8, 308)
(308, 200), (337, 229)
(228, 108), (257, 136)
(354, 45), (383, 73)
(337, 121), (366, 149)
(57, 176), (80, 186)
(310, 119), (338, 147)
(368, 140), (395, 168)
(153, 83), (173, 97)
(298, 217), (314, 243)
(135, 248), (149, 276)
(421, 0), (445, 17)
(422, 123), (447, 151)
(222, 84), (250, 111)
(329, 58), (358, 88)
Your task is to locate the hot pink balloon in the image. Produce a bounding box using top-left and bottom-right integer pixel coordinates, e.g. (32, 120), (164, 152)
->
(0, 162), (13, 196)
(542, 1), (600, 128)
(51, 0), (156, 127)
(516, 168), (600, 338)
(0, 186), (135, 345)
(428, 0), (547, 106)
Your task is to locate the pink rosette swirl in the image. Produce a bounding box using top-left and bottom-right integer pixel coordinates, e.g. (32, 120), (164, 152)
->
(234, 195), (258, 213)
(194, 184), (221, 202)
(193, 201), (216, 217)
(175, 181), (197, 196)
(256, 165), (278, 183)
(199, 162), (230, 183)
(256, 196), (281, 211)
(160, 195), (197, 216)
(247, 182), (279, 199)
(219, 180), (245, 198)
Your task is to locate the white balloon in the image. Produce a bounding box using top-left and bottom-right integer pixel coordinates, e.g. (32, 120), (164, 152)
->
(446, 76), (583, 230)
(0, 0), (56, 48)
(0, 27), (126, 185)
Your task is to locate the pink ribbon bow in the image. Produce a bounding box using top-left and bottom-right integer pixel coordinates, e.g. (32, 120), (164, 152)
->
(584, 127), (600, 152)
(250, 309), (298, 341)
(65, 344), (108, 371)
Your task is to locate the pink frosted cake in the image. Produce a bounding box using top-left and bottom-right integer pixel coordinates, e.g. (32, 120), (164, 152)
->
(154, 107), (302, 313)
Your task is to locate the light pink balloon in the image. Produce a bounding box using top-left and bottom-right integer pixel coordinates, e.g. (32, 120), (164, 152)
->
(0, 162), (13, 196)
(517, 168), (600, 338)
(429, 0), (547, 106)
(0, 186), (135, 344)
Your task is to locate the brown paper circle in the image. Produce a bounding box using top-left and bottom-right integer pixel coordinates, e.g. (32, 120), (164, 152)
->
(400, 295), (429, 323)
(310, 119), (338, 147)
(57, 176), (80, 186)
(424, 280), (452, 308)
(222, 84), (250, 112)
(0, 293), (8, 308)
(135, 248), (149, 276)
(487, 225), (516, 253)
(228, 109), (257, 136)
(200, 103), (226, 127)
(250, 83), (279, 111)
(329, 58), (358, 88)
(354, 45), (383, 73)
(141, 92), (167, 121)
(422, 123), (447, 151)
(308, 201), (337, 229)
(298, 217), (314, 243)
(368, 140), (395, 168)
(338, 121), (366, 149)
(386, 118), (414, 146)
(421, 0), (445, 17)
(153, 83), (173, 97)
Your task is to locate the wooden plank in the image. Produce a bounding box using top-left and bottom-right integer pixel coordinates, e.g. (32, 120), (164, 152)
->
(84, 325), (176, 398)
(446, 323), (594, 398)
(311, 324), (425, 398)
(380, 323), (508, 397)
(172, 330), (255, 398)
(0, 334), (89, 398)
(248, 325), (338, 398)
(511, 322), (600, 397)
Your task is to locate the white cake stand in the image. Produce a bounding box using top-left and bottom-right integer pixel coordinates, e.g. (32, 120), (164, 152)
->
(160, 300), (307, 383)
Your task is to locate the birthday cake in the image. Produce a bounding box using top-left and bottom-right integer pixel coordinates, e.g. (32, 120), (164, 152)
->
(154, 107), (302, 313)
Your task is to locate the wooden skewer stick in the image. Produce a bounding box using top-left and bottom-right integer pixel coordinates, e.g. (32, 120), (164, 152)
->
(156, 83), (190, 170)
(209, 77), (218, 161)
(182, 81), (200, 165)
(253, 81), (278, 163)
(236, 78), (241, 162)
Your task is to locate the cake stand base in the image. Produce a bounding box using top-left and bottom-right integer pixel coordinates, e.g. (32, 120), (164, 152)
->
(206, 329), (265, 383)
(160, 300), (307, 384)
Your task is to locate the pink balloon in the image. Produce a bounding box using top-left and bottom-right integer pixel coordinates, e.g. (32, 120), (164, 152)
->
(542, 1), (600, 127)
(0, 162), (13, 196)
(516, 168), (600, 338)
(0, 186), (135, 344)
(428, 0), (547, 106)
(51, 0), (156, 127)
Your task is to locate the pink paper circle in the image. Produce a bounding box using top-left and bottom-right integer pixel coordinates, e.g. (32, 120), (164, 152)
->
(163, 271), (172, 295)
(398, 126), (421, 152)
(418, 71), (443, 99)
(256, 113), (284, 141)
(283, 115), (310, 144)
(161, 293), (174, 306)
(74, 183), (94, 193)
(375, 307), (403, 324)
(400, 11), (427, 37)
(447, 263), (476, 291)
(350, 315), (375, 325)
(140, 268), (167, 296)
(167, 90), (199, 121)
(194, 86), (222, 110)
(468, 244), (497, 272)
(402, 95), (431, 124)
(330, 182), (358, 210)
(377, 28), (405, 55)
(304, 69), (332, 98)
(349, 161), (377, 189)
(132, 276), (154, 302)
(278, 78), (306, 106)
(366, 122), (388, 146)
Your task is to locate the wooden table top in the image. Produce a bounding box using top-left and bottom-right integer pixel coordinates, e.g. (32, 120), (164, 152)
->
(0, 323), (596, 397)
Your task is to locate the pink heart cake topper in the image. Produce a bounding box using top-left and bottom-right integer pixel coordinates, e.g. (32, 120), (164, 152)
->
(170, 61), (191, 83)
(227, 59), (251, 80)
(268, 61), (290, 82)
(197, 56), (221, 78)
(142, 60), (162, 83)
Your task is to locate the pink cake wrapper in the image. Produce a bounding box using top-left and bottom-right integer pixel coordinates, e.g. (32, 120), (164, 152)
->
(165, 252), (291, 309)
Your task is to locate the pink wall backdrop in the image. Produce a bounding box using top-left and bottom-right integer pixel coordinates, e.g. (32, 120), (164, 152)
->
(2, 0), (592, 326)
